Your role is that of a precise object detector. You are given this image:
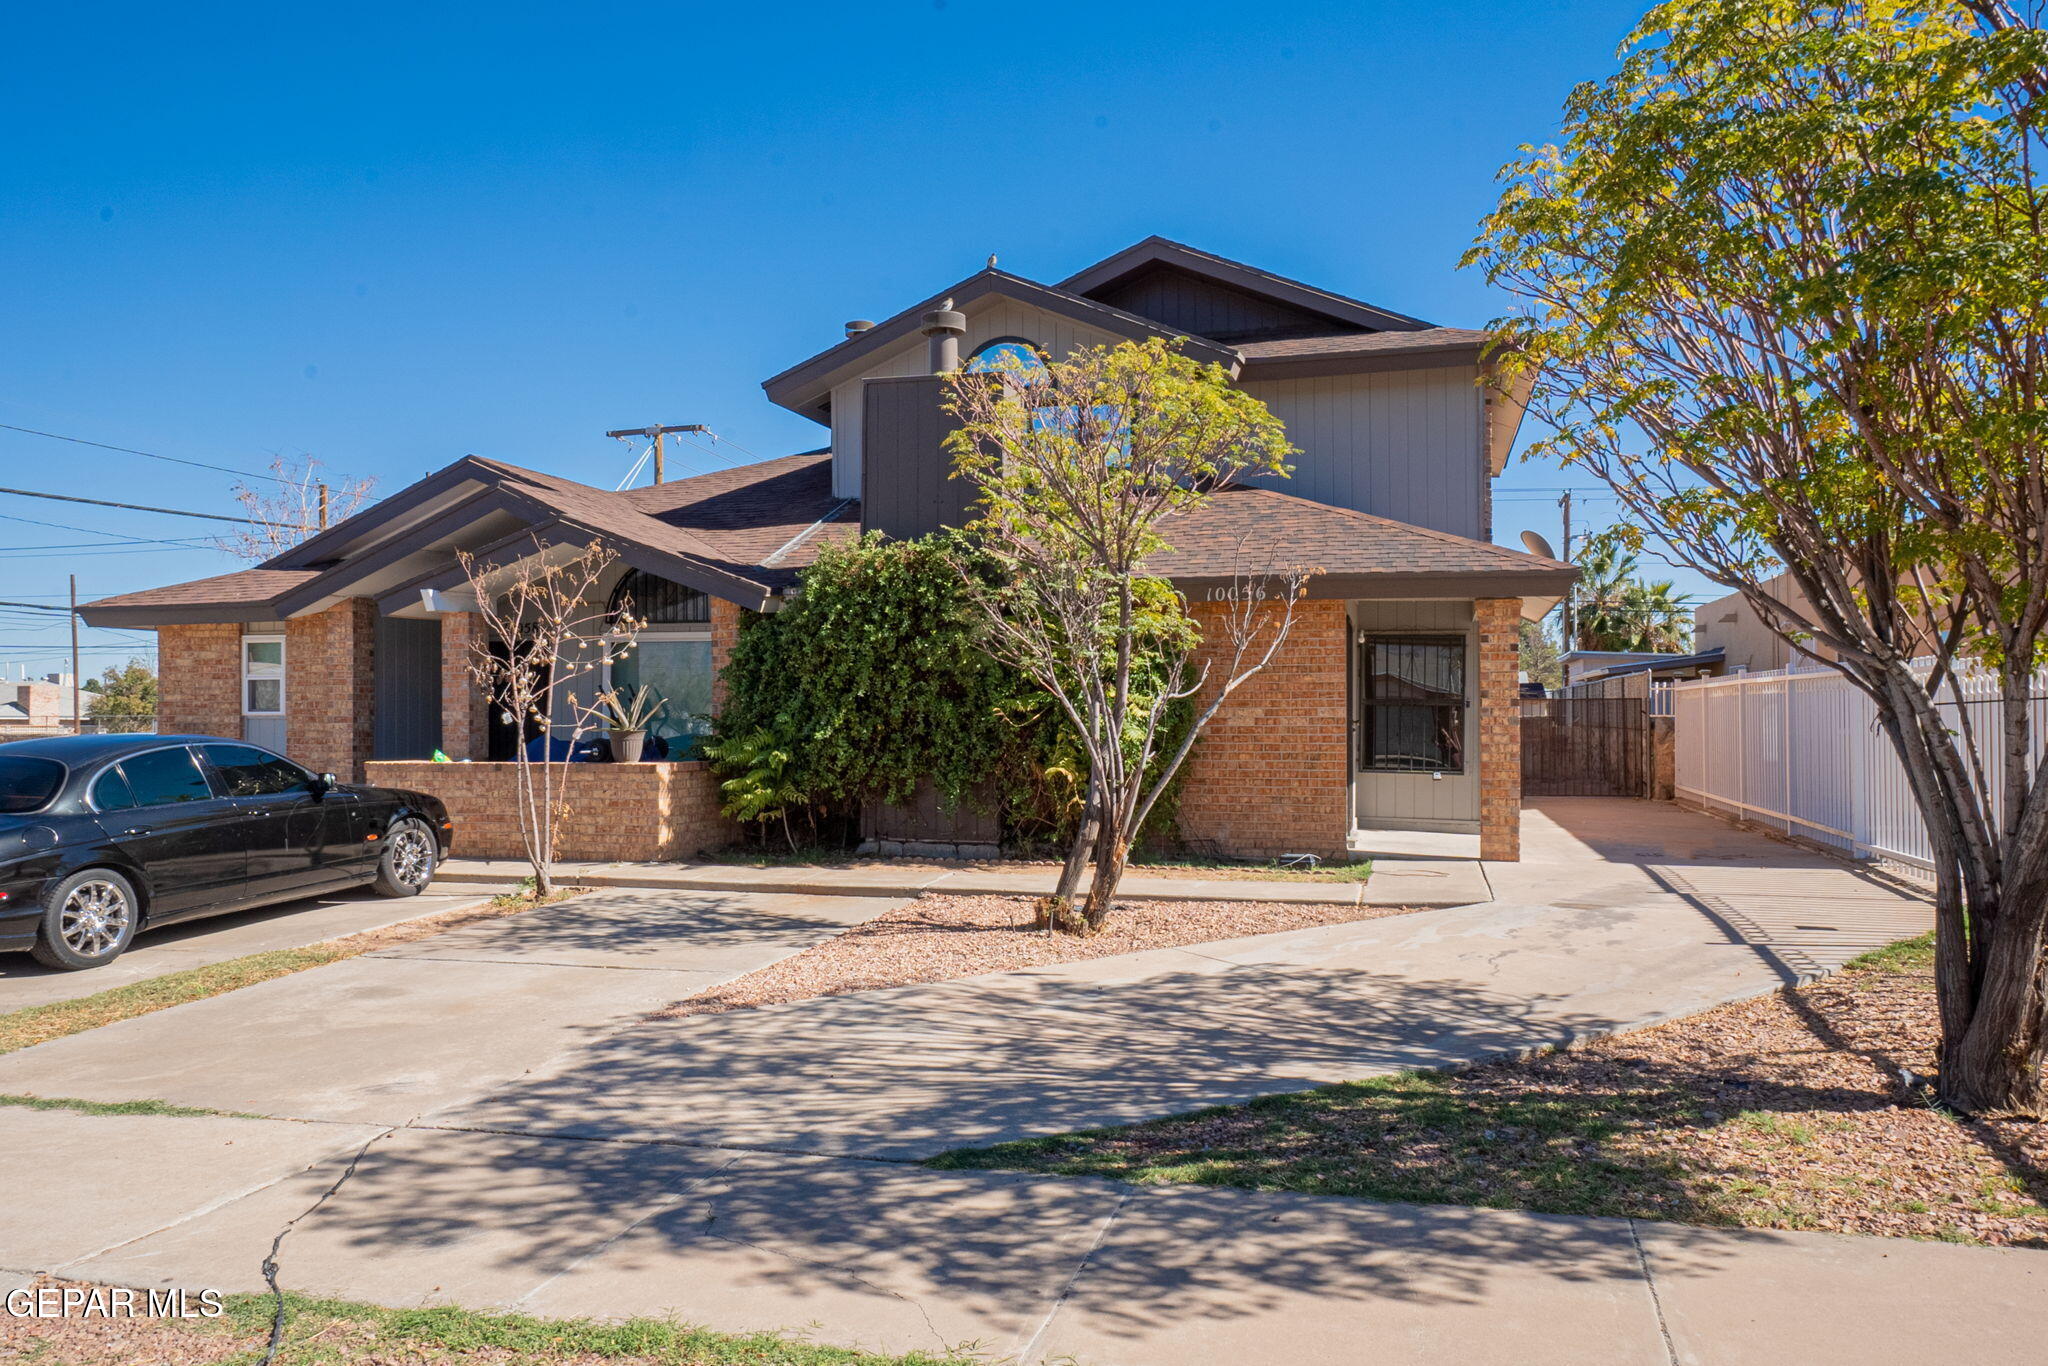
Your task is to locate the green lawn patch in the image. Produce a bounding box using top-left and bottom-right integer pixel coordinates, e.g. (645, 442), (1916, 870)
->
(0, 1092), (253, 1119)
(11, 1284), (981, 1365)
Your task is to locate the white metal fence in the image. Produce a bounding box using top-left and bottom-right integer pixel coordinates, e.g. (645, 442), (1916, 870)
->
(1671, 662), (2048, 872)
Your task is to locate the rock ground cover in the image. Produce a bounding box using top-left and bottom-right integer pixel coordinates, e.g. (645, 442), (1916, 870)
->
(931, 935), (2048, 1247)
(654, 893), (1418, 1020)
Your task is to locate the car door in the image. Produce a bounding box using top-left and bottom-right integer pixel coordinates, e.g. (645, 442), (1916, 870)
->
(196, 743), (329, 898)
(90, 746), (249, 919)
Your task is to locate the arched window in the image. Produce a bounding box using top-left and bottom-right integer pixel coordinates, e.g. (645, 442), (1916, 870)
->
(965, 337), (1045, 380)
(605, 570), (713, 759)
(610, 569), (710, 625)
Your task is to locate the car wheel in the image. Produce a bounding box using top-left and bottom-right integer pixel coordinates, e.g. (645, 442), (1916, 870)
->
(30, 870), (140, 971)
(373, 819), (437, 897)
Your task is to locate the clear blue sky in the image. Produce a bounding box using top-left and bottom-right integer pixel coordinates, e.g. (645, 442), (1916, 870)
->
(0, 0), (1686, 681)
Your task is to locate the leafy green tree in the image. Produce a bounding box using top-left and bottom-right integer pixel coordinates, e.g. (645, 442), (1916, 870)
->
(1572, 542), (1692, 652)
(1470, 0), (2048, 1114)
(947, 338), (1309, 932)
(1518, 619), (1565, 692)
(85, 659), (156, 733)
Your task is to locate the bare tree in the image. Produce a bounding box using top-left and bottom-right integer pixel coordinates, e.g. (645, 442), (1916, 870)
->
(947, 338), (1310, 932)
(459, 537), (643, 897)
(212, 456), (376, 562)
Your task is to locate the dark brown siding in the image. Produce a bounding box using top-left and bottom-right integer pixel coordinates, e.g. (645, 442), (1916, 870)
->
(860, 374), (976, 539)
(1091, 265), (1362, 342)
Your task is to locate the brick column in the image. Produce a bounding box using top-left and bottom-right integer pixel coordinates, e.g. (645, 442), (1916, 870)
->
(710, 597), (743, 715)
(156, 623), (242, 737)
(439, 610), (490, 759)
(1476, 597), (1522, 862)
(285, 598), (375, 780)
(1175, 597), (1351, 860)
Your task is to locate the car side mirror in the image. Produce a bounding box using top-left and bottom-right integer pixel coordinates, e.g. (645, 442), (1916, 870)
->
(314, 772), (338, 795)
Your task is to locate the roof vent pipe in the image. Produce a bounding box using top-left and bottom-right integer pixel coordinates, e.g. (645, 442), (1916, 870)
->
(920, 298), (966, 373)
(844, 319), (874, 338)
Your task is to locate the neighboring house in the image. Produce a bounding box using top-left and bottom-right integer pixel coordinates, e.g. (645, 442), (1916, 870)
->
(0, 677), (80, 734)
(1564, 649), (1726, 686)
(81, 237), (1574, 862)
(1693, 573), (1811, 673)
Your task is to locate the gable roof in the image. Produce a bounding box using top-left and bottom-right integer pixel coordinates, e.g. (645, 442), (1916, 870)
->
(1060, 236), (1435, 335)
(79, 453), (859, 627)
(760, 268), (1240, 423)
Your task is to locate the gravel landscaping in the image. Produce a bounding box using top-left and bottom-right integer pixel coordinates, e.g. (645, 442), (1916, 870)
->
(655, 893), (1418, 1020)
(932, 934), (2048, 1247)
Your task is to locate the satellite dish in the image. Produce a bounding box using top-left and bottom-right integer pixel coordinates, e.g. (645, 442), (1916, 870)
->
(1520, 530), (1559, 560)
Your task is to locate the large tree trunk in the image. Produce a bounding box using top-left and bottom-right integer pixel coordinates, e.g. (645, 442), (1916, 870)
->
(1080, 826), (1130, 933)
(1871, 670), (2048, 1117)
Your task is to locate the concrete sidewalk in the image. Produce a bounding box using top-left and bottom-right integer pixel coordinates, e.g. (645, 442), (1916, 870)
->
(8, 1110), (2042, 1365)
(433, 853), (1493, 909)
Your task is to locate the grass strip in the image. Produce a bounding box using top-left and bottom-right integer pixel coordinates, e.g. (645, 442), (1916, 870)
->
(0, 886), (581, 1057)
(0, 1091), (254, 1119)
(14, 1285), (981, 1365)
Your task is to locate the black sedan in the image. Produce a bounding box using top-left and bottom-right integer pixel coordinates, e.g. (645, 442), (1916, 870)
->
(0, 734), (454, 971)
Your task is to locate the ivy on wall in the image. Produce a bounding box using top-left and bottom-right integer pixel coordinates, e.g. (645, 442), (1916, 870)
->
(706, 532), (1192, 847)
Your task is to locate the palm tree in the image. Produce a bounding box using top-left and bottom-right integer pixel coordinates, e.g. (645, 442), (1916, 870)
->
(1570, 544), (1691, 651)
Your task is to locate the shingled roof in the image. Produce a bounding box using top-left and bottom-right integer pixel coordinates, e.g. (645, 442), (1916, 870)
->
(1149, 483), (1574, 600)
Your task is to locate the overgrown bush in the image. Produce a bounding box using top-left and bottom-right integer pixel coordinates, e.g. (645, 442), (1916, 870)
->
(706, 532), (1193, 850)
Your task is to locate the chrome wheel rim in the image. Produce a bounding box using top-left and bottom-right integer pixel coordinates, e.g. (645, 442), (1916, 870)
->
(391, 826), (434, 887)
(60, 879), (131, 957)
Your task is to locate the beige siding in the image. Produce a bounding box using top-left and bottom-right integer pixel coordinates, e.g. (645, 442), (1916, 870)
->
(830, 297), (1128, 498)
(1243, 367), (1488, 539)
(1352, 598), (1480, 832)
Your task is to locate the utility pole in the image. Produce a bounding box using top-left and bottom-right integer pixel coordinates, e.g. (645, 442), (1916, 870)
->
(69, 573), (80, 735)
(603, 424), (706, 486)
(1558, 490), (1575, 651)
(318, 482), (330, 529)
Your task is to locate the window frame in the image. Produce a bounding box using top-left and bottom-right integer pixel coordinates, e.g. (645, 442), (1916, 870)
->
(602, 622), (716, 758)
(241, 633), (286, 718)
(1358, 633), (1470, 776)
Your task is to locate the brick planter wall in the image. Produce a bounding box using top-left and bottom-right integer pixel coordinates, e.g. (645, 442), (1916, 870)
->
(1175, 598), (1351, 860)
(364, 759), (736, 862)
(1475, 597), (1523, 862)
(287, 599), (376, 781)
(157, 623), (241, 737)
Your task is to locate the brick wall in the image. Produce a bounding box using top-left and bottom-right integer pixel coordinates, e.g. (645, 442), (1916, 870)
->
(157, 623), (241, 738)
(1476, 597), (1522, 861)
(1176, 597), (1351, 860)
(286, 599), (376, 780)
(364, 760), (736, 861)
(439, 610), (489, 760)
(710, 597), (742, 714)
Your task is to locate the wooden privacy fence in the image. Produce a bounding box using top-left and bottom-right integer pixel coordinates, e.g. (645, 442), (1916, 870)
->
(1670, 661), (2048, 872)
(1521, 695), (1650, 796)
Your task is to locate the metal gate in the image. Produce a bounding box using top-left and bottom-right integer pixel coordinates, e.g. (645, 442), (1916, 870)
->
(1521, 697), (1649, 797)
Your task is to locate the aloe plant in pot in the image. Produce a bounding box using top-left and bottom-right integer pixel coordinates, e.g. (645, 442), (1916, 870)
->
(597, 685), (666, 763)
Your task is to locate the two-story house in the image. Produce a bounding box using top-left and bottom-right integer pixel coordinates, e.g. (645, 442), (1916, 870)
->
(81, 238), (1573, 862)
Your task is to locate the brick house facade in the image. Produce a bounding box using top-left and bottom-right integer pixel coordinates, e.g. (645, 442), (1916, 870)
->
(87, 237), (1575, 864)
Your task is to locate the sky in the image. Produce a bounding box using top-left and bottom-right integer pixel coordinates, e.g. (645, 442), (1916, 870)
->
(0, 0), (1692, 683)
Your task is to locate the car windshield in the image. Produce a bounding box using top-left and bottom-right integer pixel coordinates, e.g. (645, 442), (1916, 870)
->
(0, 756), (66, 813)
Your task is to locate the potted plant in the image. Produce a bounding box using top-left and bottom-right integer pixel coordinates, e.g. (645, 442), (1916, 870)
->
(597, 685), (665, 763)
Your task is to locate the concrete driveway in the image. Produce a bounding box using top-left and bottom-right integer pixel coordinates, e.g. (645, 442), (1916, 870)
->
(0, 883), (512, 1012)
(6, 799), (2028, 1366)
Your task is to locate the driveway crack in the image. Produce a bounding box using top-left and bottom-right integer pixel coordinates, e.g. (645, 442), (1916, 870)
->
(1627, 1218), (1681, 1366)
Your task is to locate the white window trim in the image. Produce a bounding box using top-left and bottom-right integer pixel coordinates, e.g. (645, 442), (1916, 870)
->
(242, 632), (286, 717)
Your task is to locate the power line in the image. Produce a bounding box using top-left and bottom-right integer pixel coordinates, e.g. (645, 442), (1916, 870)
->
(0, 486), (303, 527)
(0, 423), (285, 484)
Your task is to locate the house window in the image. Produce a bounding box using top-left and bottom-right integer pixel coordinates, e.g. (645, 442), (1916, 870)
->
(606, 571), (714, 759)
(966, 337), (1044, 379)
(242, 635), (285, 716)
(1360, 635), (1466, 773)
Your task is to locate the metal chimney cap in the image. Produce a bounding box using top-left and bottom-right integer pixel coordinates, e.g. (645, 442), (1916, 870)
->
(844, 319), (875, 336)
(920, 306), (966, 337)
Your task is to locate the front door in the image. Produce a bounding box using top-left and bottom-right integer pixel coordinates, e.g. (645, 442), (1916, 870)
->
(1354, 628), (1480, 831)
(93, 745), (248, 918)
